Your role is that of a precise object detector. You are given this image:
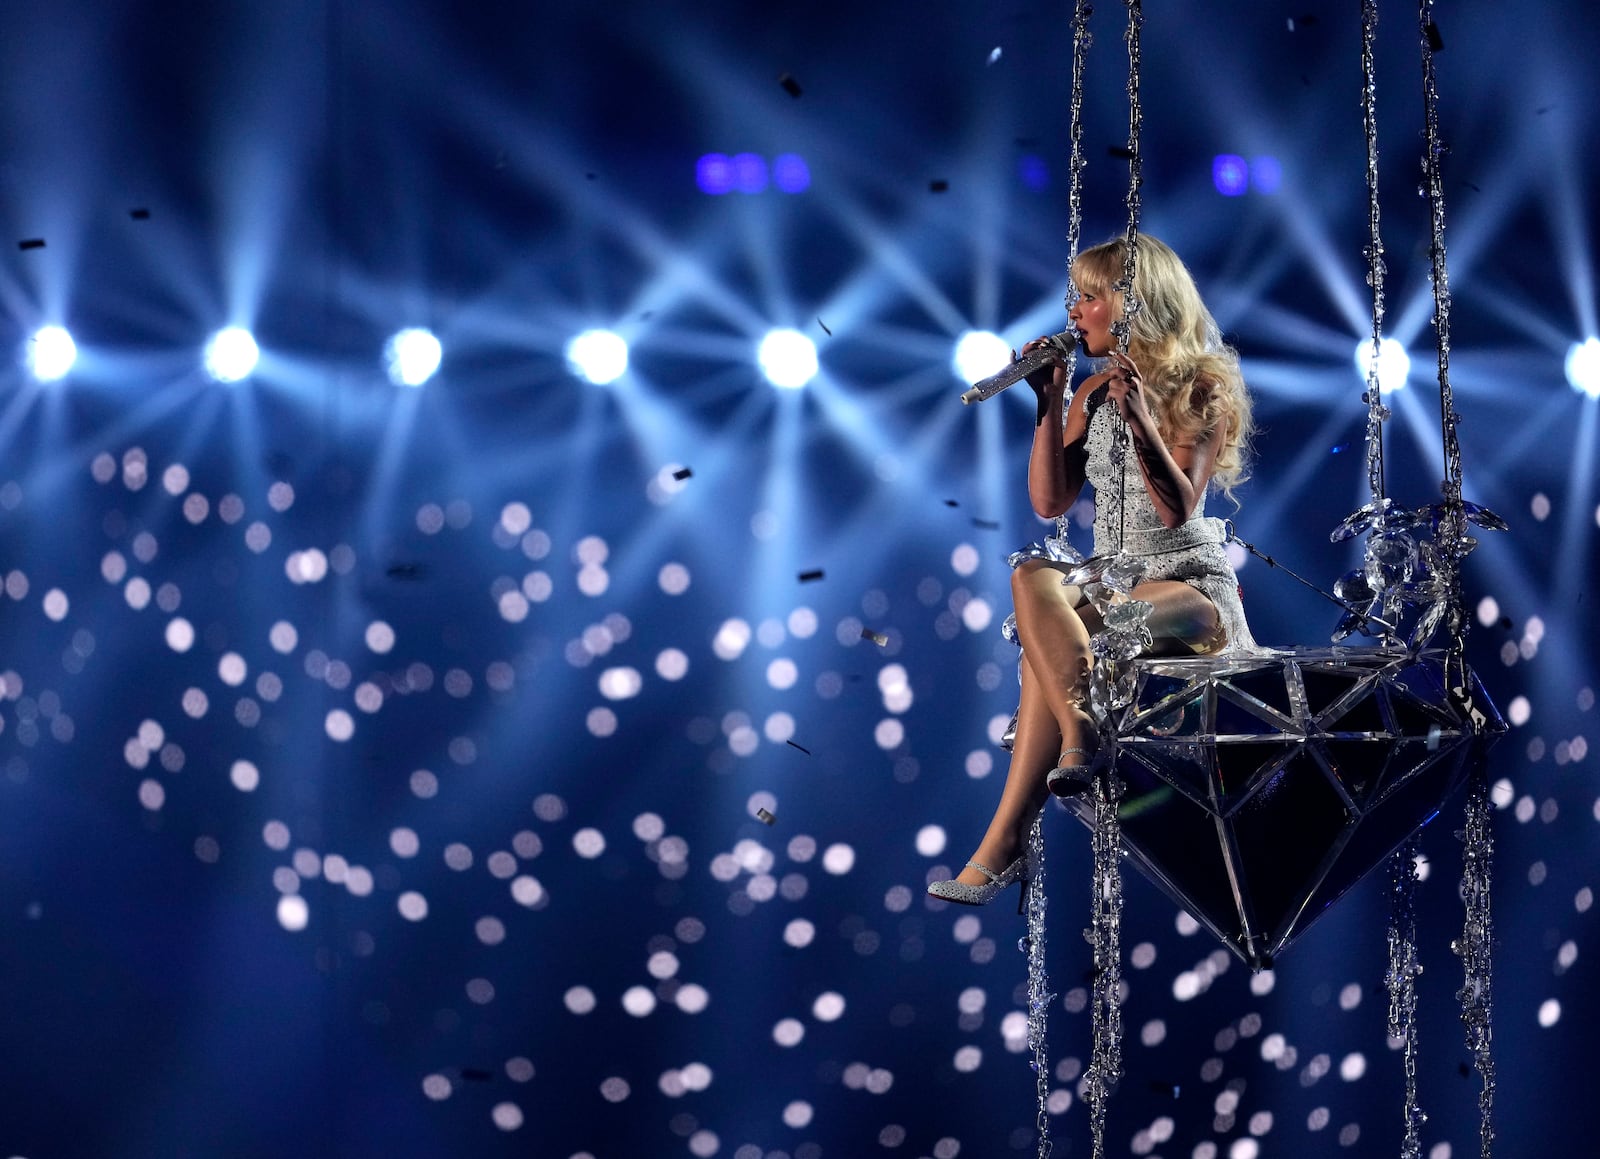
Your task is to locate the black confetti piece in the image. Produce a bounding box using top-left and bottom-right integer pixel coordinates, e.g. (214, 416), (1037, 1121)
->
(944, 499), (960, 507)
(461, 1068), (493, 1083)
(1425, 22), (1444, 51)
(778, 72), (803, 98)
(786, 740), (811, 755)
(755, 808), (776, 825)
(1148, 1081), (1181, 1098)
(929, 179), (949, 193)
(972, 518), (1000, 530)
(798, 568), (825, 583)
(672, 467), (693, 481)
(1536, 105), (1555, 115)
(861, 628), (888, 646)
(1108, 145), (1135, 160)
(386, 562), (428, 581)
(1287, 13), (1319, 31)
(18, 238), (44, 250)
(817, 317), (832, 336)
(129, 208), (151, 220)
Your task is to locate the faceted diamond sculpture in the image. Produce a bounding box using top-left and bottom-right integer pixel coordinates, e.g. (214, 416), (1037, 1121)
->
(1061, 647), (1505, 969)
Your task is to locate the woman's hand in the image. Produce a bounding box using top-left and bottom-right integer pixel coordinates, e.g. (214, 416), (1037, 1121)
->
(1018, 336), (1069, 397)
(1104, 350), (1157, 440)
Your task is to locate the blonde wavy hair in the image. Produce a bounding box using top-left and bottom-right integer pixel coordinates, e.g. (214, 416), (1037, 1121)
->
(1072, 233), (1254, 499)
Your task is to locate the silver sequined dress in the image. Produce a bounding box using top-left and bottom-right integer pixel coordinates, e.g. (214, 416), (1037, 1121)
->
(1082, 392), (1257, 653)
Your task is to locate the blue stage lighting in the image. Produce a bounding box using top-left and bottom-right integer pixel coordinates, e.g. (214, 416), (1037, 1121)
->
(204, 327), (260, 383)
(732, 153), (768, 194)
(757, 329), (817, 389)
(27, 326), (77, 381)
(1354, 336), (1411, 394)
(1566, 338), (1600, 399)
(1212, 154), (1249, 197)
(696, 154), (734, 195)
(566, 329), (629, 385)
(952, 331), (1011, 383)
(1017, 154), (1050, 191)
(773, 153), (811, 193)
(385, 328), (442, 386)
(1250, 155), (1283, 194)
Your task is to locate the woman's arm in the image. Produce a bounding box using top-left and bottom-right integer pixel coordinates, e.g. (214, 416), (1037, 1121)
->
(1106, 353), (1219, 528)
(1021, 340), (1101, 518)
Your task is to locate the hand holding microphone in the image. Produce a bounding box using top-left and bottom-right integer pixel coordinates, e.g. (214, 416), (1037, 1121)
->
(959, 329), (1078, 405)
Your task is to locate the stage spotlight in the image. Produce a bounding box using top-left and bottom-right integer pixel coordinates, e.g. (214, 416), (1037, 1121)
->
(1354, 336), (1410, 393)
(566, 329), (629, 385)
(385, 328), (442, 386)
(1212, 154), (1249, 197)
(757, 329), (817, 389)
(1566, 337), (1600, 399)
(695, 154), (734, 195)
(952, 331), (1011, 383)
(772, 153), (811, 194)
(27, 326), (77, 381)
(205, 327), (260, 383)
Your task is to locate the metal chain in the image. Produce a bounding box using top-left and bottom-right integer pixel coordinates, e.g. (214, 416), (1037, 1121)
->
(1416, 0), (1470, 656)
(1052, 0), (1096, 578)
(1359, 0), (1390, 512)
(1032, 7), (1099, 1156)
(1416, 5), (1494, 1147)
(1022, 815), (1054, 1159)
(1084, 773), (1125, 1159)
(1454, 770), (1496, 1158)
(1106, 0), (1146, 555)
(1385, 839), (1425, 1158)
(1080, 9), (1141, 1156)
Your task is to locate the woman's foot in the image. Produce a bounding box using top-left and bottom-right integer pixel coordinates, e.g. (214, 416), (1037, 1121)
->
(927, 851), (1034, 909)
(1047, 704), (1103, 797)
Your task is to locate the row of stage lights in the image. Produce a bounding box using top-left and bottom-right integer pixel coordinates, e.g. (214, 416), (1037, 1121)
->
(19, 324), (1600, 397)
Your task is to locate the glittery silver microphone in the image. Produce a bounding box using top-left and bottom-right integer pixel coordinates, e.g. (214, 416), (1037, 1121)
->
(959, 330), (1077, 405)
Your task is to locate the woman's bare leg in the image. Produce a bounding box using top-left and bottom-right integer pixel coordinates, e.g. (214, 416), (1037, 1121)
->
(952, 659), (1060, 886)
(947, 575), (1223, 889)
(1010, 558), (1099, 742)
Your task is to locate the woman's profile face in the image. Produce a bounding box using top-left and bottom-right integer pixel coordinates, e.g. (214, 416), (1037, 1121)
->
(1068, 285), (1115, 357)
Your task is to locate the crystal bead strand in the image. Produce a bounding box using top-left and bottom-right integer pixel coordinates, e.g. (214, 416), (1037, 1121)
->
(1028, 7), (1098, 1156)
(1414, 2), (1495, 1148)
(1455, 771), (1496, 1158)
(1084, 772), (1125, 1159)
(1384, 838), (1426, 1158)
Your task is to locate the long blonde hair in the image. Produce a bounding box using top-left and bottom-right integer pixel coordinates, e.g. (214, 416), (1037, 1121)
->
(1072, 233), (1253, 499)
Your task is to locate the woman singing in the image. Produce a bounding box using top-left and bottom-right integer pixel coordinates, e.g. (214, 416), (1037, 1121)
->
(929, 233), (1257, 908)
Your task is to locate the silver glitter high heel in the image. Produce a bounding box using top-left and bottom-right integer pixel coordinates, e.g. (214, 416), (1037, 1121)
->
(927, 853), (1034, 912)
(1046, 745), (1105, 798)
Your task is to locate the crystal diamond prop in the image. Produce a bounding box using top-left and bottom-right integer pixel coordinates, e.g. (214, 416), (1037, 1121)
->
(1061, 647), (1505, 969)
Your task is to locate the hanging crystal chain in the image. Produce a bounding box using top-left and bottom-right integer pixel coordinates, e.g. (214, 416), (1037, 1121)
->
(1416, 0), (1470, 660)
(1022, 816), (1055, 1159)
(1030, 6), (1100, 1157)
(1384, 839), (1425, 1158)
(1455, 770), (1496, 1158)
(1051, 0), (1096, 548)
(1084, 774), (1125, 1159)
(1359, 0), (1390, 515)
(1107, 0), (1146, 552)
(1081, 9), (1141, 1155)
(1416, 5), (1495, 1147)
